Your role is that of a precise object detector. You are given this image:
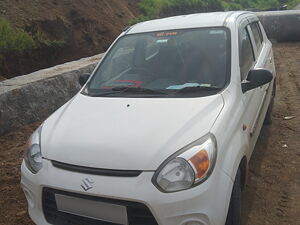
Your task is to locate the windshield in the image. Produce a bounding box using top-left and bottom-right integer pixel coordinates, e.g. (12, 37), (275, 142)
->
(86, 27), (230, 97)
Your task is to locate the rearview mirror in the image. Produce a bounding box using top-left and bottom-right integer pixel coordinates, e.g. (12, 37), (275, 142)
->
(242, 69), (273, 93)
(79, 73), (90, 87)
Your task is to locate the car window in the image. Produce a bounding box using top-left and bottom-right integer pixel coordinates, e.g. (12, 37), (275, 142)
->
(87, 27), (230, 97)
(240, 27), (255, 80)
(257, 22), (265, 42)
(250, 22), (263, 54)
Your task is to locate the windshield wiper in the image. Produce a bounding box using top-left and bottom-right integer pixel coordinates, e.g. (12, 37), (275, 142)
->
(176, 86), (221, 93)
(88, 91), (123, 97)
(88, 87), (168, 97)
(111, 86), (168, 95)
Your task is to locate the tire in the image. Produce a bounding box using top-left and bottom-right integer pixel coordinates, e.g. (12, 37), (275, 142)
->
(225, 168), (242, 225)
(264, 87), (275, 125)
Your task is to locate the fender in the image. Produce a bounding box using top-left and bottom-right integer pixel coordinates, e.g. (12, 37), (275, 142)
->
(211, 86), (251, 182)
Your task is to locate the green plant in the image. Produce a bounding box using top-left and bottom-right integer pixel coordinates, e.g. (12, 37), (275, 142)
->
(286, 0), (300, 8)
(0, 17), (36, 54)
(130, 0), (300, 24)
(130, 0), (224, 23)
(33, 31), (66, 49)
(0, 17), (67, 58)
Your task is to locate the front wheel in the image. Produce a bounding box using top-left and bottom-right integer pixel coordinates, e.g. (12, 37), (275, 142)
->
(264, 96), (274, 125)
(225, 169), (242, 225)
(264, 82), (276, 125)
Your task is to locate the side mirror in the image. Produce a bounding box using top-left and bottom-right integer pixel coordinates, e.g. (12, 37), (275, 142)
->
(242, 69), (273, 93)
(79, 73), (90, 87)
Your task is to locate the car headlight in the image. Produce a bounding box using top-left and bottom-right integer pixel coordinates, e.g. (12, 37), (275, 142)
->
(152, 133), (217, 192)
(24, 126), (43, 174)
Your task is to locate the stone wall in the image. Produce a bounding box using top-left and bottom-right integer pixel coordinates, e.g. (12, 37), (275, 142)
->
(0, 55), (102, 135)
(256, 10), (300, 42)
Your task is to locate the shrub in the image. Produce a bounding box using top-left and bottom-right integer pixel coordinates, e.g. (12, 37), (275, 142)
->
(0, 17), (36, 54)
(131, 0), (300, 24)
(0, 17), (67, 57)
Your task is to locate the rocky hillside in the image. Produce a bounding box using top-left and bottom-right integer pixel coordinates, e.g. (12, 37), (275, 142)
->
(0, 0), (139, 79)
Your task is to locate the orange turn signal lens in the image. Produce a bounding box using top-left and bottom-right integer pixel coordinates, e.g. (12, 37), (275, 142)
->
(189, 150), (210, 179)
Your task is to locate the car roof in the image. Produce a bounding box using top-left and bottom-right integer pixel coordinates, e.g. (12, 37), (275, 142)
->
(127, 11), (252, 34)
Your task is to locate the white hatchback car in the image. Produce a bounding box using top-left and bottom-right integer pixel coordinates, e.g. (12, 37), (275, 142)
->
(21, 11), (276, 225)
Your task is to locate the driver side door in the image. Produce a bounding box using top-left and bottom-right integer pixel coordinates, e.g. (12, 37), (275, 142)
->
(239, 18), (264, 154)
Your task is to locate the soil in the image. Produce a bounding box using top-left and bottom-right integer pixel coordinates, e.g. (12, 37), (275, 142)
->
(0, 42), (299, 225)
(242, 42), (300, 225)
(0, 0), (139, 79)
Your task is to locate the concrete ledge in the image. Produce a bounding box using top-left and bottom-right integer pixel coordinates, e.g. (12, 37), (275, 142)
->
(256, 10), (300, 42)
(0, 54), (103, 135)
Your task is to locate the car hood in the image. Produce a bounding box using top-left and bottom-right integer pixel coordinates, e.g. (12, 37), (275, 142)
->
(42, 93), (224, 170)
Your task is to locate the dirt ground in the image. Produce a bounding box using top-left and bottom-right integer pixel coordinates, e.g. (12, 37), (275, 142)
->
(0, 42), (299, 225)
(242, 42), (300, 225)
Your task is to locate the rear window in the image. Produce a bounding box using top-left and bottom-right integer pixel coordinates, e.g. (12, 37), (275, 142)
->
(240, 27), (255, 80)
(250, 22), (263, 53)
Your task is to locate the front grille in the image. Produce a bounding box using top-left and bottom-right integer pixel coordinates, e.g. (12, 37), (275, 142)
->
(42, 188), (158, 225)
(52, 161), (142, 177)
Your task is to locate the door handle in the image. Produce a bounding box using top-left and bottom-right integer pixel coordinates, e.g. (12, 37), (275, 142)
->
(269, 57), (273, 63)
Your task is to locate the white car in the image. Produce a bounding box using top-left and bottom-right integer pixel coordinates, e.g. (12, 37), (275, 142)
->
(21, 11), (276, 225)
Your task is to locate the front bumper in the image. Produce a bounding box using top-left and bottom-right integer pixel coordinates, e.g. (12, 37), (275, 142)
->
(21, 159), (233, 225)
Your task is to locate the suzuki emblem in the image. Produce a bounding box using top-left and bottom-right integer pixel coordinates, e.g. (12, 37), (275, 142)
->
(81, 177), (94, 191)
